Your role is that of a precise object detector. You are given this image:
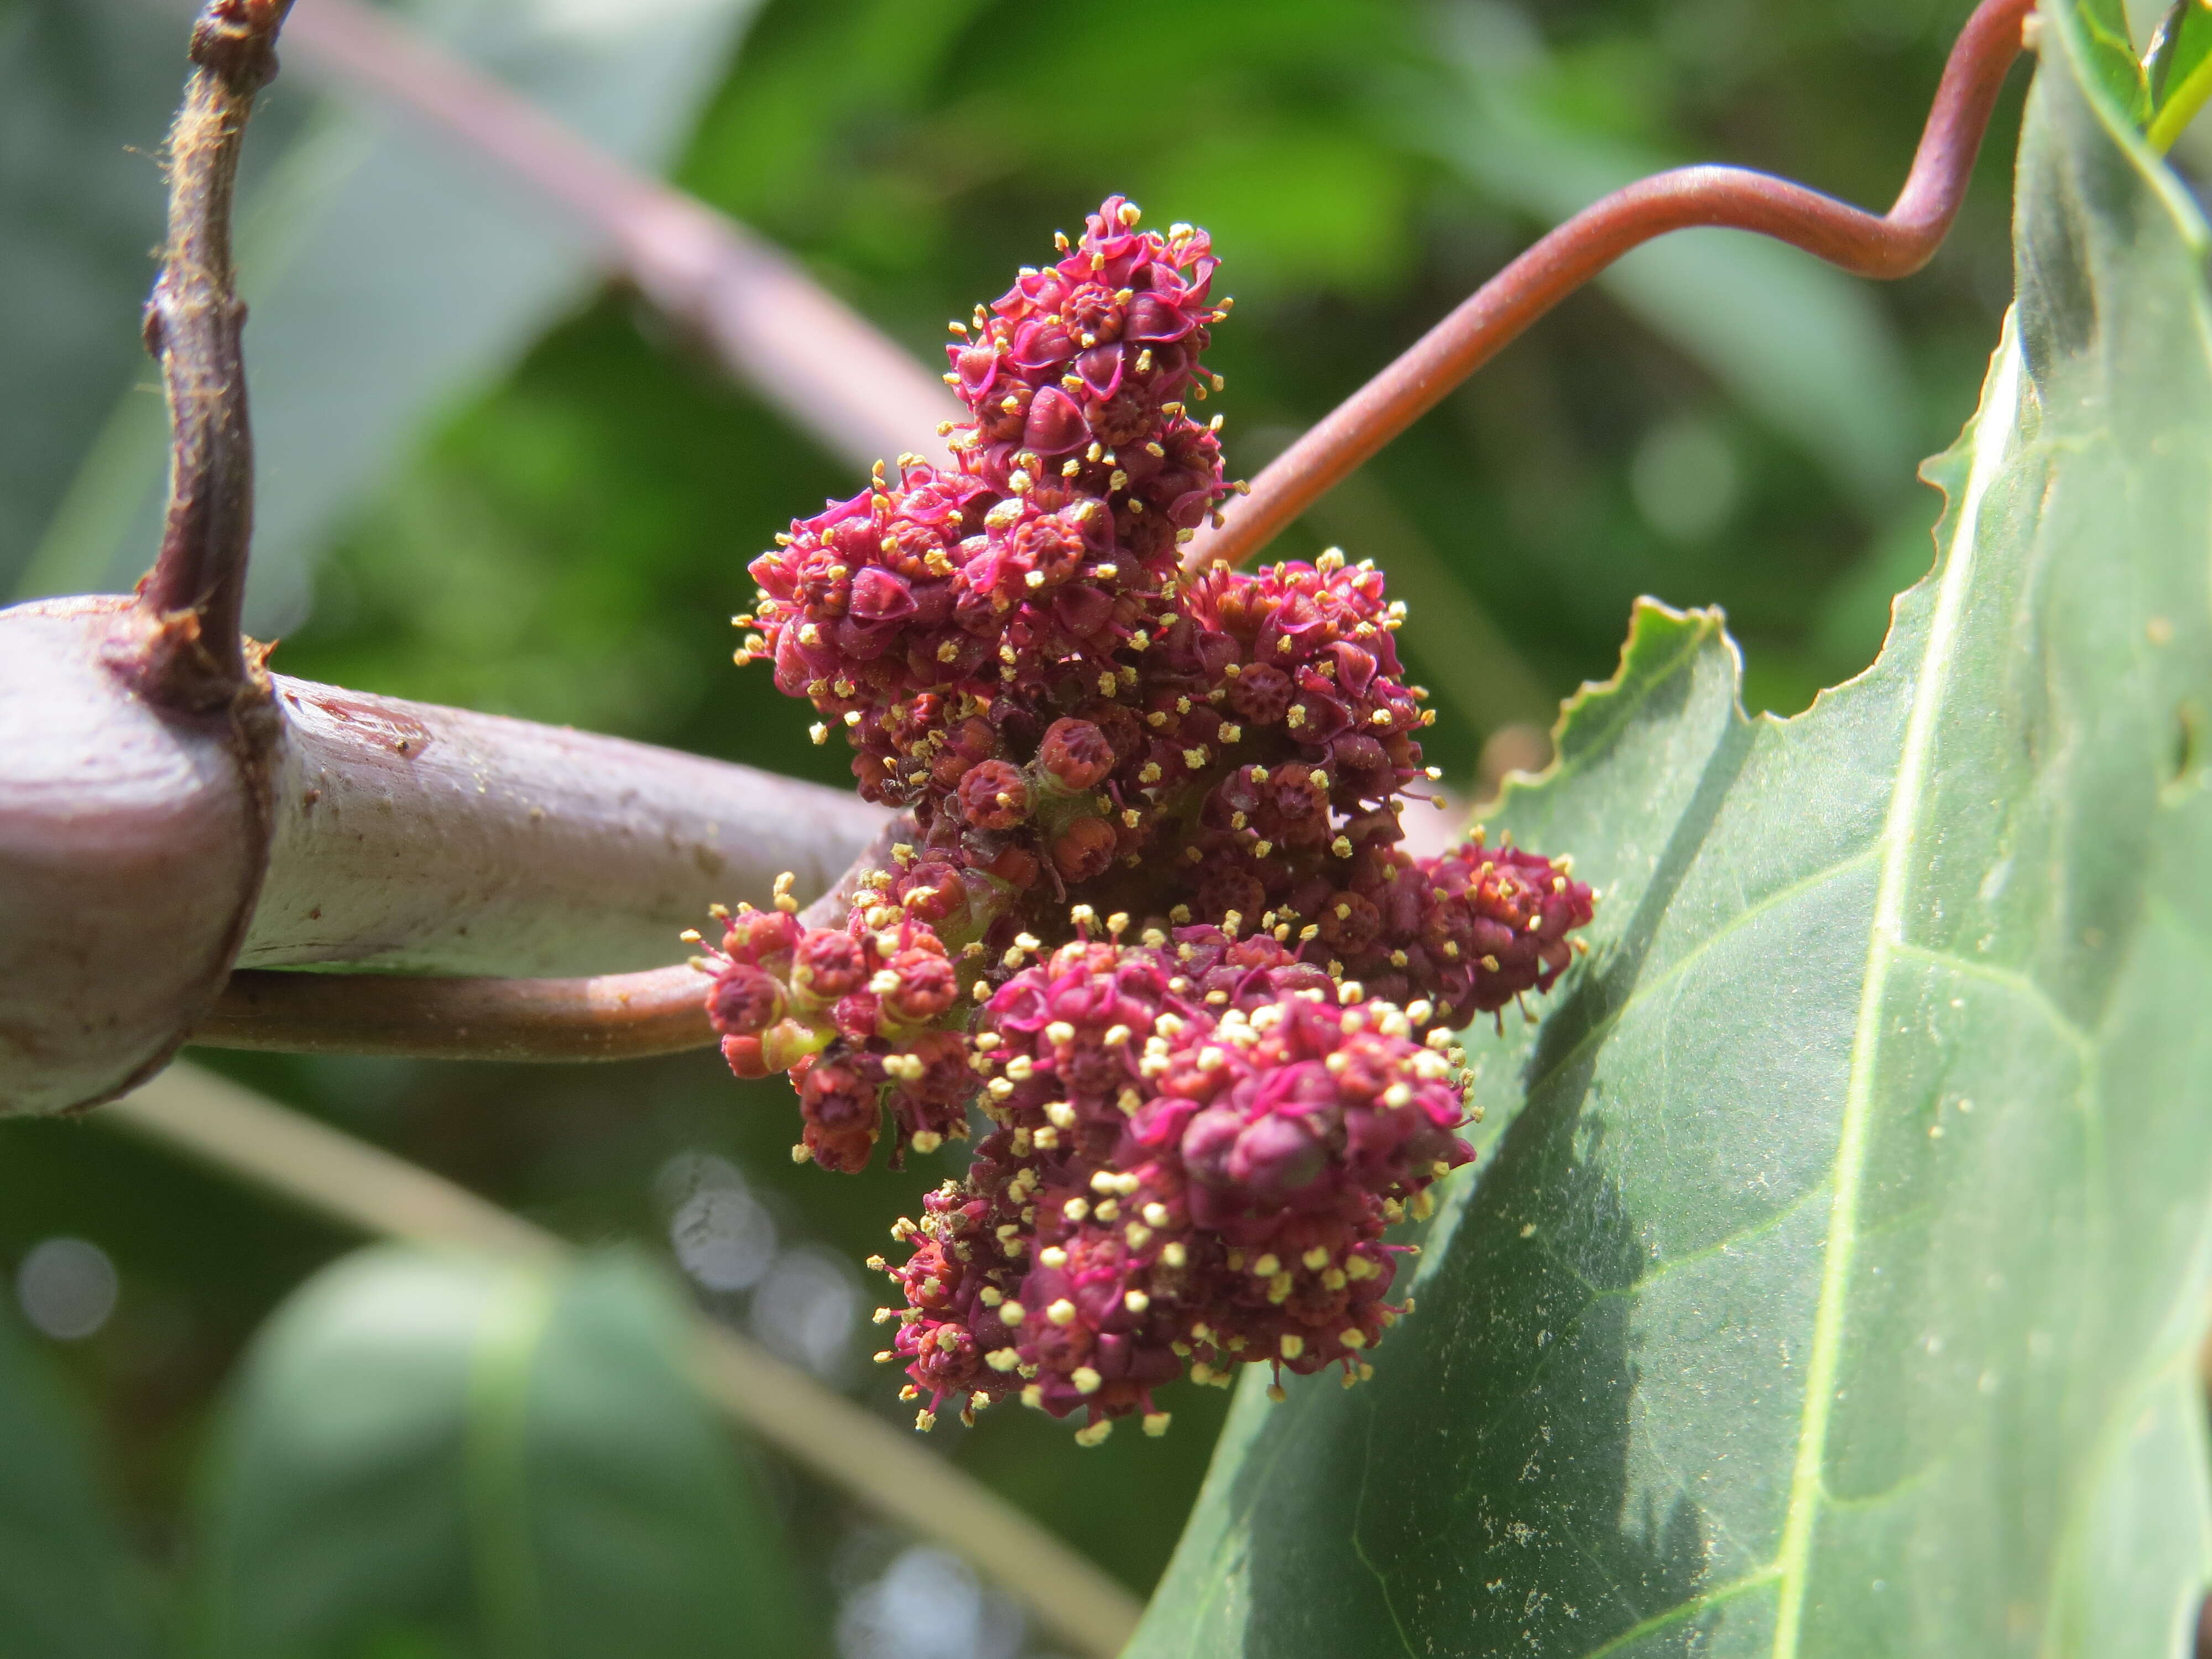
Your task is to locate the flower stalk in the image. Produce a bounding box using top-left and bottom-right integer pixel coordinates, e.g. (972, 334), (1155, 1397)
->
(1181, 0), (2037, 575)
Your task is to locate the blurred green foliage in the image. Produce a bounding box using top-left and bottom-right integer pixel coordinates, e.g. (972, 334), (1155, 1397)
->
(197, 1247), (804, 1659)
(8, 0), (2183, 1650)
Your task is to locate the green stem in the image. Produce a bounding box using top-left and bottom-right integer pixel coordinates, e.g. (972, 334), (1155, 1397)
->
(2150, 53), (2212, 148)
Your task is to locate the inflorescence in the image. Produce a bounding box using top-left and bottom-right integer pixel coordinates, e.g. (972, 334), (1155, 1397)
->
(705, 197), (1595, 1443)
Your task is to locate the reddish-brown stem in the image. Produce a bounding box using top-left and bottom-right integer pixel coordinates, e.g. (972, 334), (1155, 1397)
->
(192, 814), (909, 1061)
(199, 964), (714, 1061)
(282, 0), (957, 472)
(1181, 0), (2036, 575)
(137, 0), (298, 697)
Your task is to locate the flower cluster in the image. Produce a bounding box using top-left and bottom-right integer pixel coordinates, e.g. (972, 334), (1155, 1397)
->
(870, 924), (1473, 1441)
(699, 875), (976, 1171)
(737, 195), (1230, 820)
(708, 196), (1598, 1437)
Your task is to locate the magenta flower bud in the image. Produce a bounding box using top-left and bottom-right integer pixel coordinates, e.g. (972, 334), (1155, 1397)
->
(1022, 386), (1089, 455)
(797, 1053), (881, 1173)
(1226, 1112), (1328, 1203)
(1317, 890), (1382, 953)
(881, 945), (959, 1027)
(849, 567), (918, 623)
(952, 342), (999, 400)
(1010, 319), (1076, 371)
(791, 928), (867, 1004)
(707, 964), (785, 1037)
(1073, 344), (1124, 400)
(1002, 514), (1087, 594)
(958, 759), (1030, 831)
(1048, 582), (1115, 641)
(1123, 291), (1193, 343)
(721, 906), (802, 966)
(1037, 718), (1115, 790)
(1050, 816), (1119, 882)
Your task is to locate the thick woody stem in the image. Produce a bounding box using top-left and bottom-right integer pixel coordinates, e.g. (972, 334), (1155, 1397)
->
(137, 0), (299, 699)
(281, 0), (958, 471)
(239, 679), (887, 978)
(1181, 0), (2037, 575)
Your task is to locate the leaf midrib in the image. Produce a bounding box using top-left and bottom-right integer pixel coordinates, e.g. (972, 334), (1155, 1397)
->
(1767, 324), (2027, 1659)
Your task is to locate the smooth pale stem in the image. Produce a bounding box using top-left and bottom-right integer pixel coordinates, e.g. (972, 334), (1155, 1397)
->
(241, 676), (886, 978)
(110, 1062), (1142, 1657)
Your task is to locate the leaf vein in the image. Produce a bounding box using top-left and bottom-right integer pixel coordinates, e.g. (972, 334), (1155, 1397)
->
(1519, 845), (1882, 1104)
(1769, 322), (2026, 1659)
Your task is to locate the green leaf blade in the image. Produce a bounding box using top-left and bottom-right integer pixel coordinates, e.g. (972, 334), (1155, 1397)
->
(196, 1246), (807, 1659)
(0, 1305), (163, 1659)
(1129, 4), (2212, 1652)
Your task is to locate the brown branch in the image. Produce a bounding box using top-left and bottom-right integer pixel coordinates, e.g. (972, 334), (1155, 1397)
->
(197, 963), (714, 1061)
(1181, 0), (2037, 575)
(136, 0), (299, 698)
(108, 1062), (1142, 1657)
(281, 0), (959, 472)
(193, 813), (911, 1061)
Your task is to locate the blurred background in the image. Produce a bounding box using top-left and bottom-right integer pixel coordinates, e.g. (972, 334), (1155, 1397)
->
(1, 0), (2187, 1652)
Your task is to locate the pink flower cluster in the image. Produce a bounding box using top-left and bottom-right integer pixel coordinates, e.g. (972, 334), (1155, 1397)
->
(872, 926), (1472, 1441)
(709, 196), (1598, 1437)
(701, 883), (973, 1172)
(737, 195), (1230, 811)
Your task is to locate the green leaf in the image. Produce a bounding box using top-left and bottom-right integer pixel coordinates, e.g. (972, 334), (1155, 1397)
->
(1131, 7), (2212, 1654)
(0, 1302), (163, 1658)
(2076, 0), (2155, 124)
(11, 0), (765, 635)
(2146, 0), (2212, 147)
(195, 1246), (807, 1659)
(1402, 10), (1917, 510)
